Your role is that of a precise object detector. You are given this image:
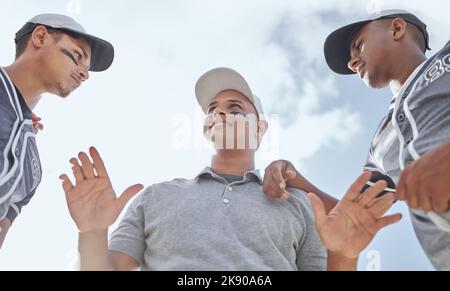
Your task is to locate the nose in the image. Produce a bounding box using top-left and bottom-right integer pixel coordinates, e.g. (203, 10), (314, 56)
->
(347, 54), (360, 73)
(213, 108), (227, 118)
(78, 67), (89, 82)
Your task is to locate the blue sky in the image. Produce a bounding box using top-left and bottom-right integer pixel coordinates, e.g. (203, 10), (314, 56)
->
(0, 0), (449, 270)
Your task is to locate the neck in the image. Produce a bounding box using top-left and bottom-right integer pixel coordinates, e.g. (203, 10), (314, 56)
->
(389, 50), (427, 93)
(4, 59), (44, 110)
(211, 150), (255, 176)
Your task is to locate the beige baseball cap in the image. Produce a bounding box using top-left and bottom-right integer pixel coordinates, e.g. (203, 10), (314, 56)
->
(195, 67), (265, 120)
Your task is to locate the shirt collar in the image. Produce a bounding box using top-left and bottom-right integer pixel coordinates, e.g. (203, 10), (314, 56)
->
(194, 167), (263, 184)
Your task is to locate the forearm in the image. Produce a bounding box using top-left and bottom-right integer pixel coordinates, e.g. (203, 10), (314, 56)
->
(0, 218), (11, 249)
(78, 229), (114, 271)
(289, 174), (338, 213)
(327, 251), (358, 271)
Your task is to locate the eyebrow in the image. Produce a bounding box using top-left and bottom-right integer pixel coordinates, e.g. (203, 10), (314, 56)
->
(77, 45), (90, 70)
(80, 46), (88, 59)
(228, 99), (244, 105)
(208, 101), (218, 108)
(349, 36), (358, 51)
(208, 99), (245, 108)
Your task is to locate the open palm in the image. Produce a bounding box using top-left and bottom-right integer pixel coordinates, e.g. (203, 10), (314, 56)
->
(60, 147), (143, 233)
(308, 172), (402, 259)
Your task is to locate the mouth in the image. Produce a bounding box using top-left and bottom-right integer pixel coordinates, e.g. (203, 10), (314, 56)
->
(71, 75), (81, 88)
(209, 120), (234, 131)
(357, 65), (366, 79)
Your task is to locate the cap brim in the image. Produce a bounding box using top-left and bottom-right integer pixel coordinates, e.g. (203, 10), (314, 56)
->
(65, 29), (114, 72)
(324, 20), (369, 75)
(195, 68), (254, 114)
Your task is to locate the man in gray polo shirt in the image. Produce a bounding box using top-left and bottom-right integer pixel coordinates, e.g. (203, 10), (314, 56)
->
(60, 68), (399, 271)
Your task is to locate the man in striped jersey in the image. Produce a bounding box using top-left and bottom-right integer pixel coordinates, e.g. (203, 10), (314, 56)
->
(0, 14), (114, 248)
(264, 10), (450, 270)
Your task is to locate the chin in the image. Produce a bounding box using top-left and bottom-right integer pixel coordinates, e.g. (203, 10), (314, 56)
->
(54, 84), (75, 98)
(363, 70), (390, 89)
(364, 76), (388, 89)
(367, 81), (389, 89)
(57, 92), (71, 98)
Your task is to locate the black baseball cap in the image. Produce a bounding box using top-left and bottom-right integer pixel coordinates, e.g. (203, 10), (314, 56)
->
(324, 9), (430, 75)
(15, 14), (114, 72)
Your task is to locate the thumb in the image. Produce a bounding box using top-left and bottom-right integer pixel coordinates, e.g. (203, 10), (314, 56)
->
(375, 213), (402, 232)
(307, 193), (327, 230)
(285, 171), (297, 181)
(118, 184), (144, 209)
(285, 164), (297, 180)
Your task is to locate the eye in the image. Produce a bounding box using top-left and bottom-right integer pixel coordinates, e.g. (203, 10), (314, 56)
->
(357, 41), (363, 51)
(74, 51), (82, 61)
(230, 104), (242, 110)
(207, 106), (216, 114)
(61, 48), (79, 66)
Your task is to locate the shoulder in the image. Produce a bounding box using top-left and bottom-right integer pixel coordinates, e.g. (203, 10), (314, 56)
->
(412, 44), (450, 93)
(152, 177), (194, 190)
(285, 187), (314, 216)
(137, 178), (193, 199)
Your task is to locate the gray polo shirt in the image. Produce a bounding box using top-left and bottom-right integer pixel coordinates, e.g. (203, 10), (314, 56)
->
(364, 40), (450, 270)
(109, 167), (326, 271)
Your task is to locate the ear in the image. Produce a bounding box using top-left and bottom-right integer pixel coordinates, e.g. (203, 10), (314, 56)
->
(256, 119), (268, 143)
(390, 18), (407, 42)
(30, 25), (53, 49)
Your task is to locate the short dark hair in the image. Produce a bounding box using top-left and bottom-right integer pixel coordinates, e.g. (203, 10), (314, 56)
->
(15, 25), (81, 59)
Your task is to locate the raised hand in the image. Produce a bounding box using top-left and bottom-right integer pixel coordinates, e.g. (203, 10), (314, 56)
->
(308, 172), (402, 259)
(60, 147), (143, 233)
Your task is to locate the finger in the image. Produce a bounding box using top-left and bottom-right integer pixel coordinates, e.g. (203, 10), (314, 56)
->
(78, 152), (95, 179)
(59, 174), (74, 194)
(375, 213), (402, 232)
(344, 172), (372, 201)
(270, 171), (289, 199)
(358, 180), (387, 207)
(263, 172), (280, 199)
(405, 175), (419, 209)
(285, 163), (297, 180)
(418, 186), (432, 212)
(31, 112), (40, 120)
(280, 190), (290, 200)
(431, 196), (449, 213)
(118, 184), (144, 209)
(70, 158), (85, 184)
(89, 146), (108, 178)
(368, 193), (396, 218)
(272, 166), (287, 190)
(396, 167), (409, 201)
(307, 193), (327, 230)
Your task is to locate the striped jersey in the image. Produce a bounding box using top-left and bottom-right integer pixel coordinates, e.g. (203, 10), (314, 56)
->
(0, 67), (42, 223)
(364, 40), (450, 270)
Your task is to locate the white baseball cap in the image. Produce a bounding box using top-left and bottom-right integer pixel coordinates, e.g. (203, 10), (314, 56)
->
(15, 14), (114, 72)
(195, 67), (265, 120)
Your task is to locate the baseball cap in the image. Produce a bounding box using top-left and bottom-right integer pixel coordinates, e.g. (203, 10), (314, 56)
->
(15, 14), (114, 72)
(195, 67), (265, 120)
(324, 9), (430, 75)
